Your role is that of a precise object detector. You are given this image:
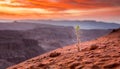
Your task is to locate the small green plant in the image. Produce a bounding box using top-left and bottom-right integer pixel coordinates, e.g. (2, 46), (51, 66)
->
(75, 25), (80, 52)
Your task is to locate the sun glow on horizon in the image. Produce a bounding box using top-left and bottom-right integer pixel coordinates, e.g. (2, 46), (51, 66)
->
(5, 0), (11, 4)
(0, 0), (23, 6)
(0, 0), (11, 4)
(0, 0), (119, 23)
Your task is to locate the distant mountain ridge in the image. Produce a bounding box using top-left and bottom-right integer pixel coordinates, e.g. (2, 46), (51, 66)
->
(16, 20), (120, 29)
(0, 20), (120, 29)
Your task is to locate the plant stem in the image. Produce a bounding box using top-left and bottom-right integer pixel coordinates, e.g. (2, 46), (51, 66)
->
(75, 26), (80, 52)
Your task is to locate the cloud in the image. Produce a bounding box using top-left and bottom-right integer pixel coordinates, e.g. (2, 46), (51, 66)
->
(0, 0), (120, 23)
(0, 0), (119, 10)
(14, 0), (119, 10)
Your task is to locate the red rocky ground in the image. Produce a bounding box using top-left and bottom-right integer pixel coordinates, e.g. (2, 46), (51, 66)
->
(8, 29), (120, 69)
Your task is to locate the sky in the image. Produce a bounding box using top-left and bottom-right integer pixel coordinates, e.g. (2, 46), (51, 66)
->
(0, 0), (120, 23)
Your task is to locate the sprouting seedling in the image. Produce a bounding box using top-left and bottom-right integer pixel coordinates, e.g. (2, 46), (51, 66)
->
(75, 25), (80, 52)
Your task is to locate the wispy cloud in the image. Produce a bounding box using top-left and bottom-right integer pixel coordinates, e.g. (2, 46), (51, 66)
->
(0, 0), (120, 23)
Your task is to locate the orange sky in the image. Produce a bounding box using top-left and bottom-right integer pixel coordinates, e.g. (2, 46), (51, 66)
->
(0, 0), (120, 23)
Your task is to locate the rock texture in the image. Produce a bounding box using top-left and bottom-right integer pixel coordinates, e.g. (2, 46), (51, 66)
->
(0, 23), (112, 69)
(80, 29), (112, 42)
(0, 30), (45, 69)
(0, 24), (76, 69)
(21, 27), (112, 52)
(7, 28), (120, 69)
(22, 26), (76, 51)
(0, 59), (14, 69)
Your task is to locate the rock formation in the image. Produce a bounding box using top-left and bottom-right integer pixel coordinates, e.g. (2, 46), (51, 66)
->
(8, 28), (120, 69)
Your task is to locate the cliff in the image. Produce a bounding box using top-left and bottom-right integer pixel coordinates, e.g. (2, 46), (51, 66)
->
(8, 28), (120, 69)
(0, 30), (45, 69)
(0, 25), (76, 69)
(0, 23), (112, 69)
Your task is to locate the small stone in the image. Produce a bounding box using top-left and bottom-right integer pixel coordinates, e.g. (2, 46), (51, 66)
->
(91, 65), (100, 69)
(95, 62), (104, 65)
(37, 63), (46, 67)
(76, 65), (84, 69)
(29, 65), (35, 69)
(13, 68), (17, 69)
(99, 58), (110, 62)
(103, 63), (120, 68)
(69, 62), (80, 69)
(49, 52), (61, 58)
(89, 44), (98, 50)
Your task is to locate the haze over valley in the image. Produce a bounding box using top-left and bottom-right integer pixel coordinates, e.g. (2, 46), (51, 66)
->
(0, 20), (120, 69)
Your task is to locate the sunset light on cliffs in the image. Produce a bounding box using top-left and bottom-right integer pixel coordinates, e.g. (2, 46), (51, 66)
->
(0, 1), (120, 69)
